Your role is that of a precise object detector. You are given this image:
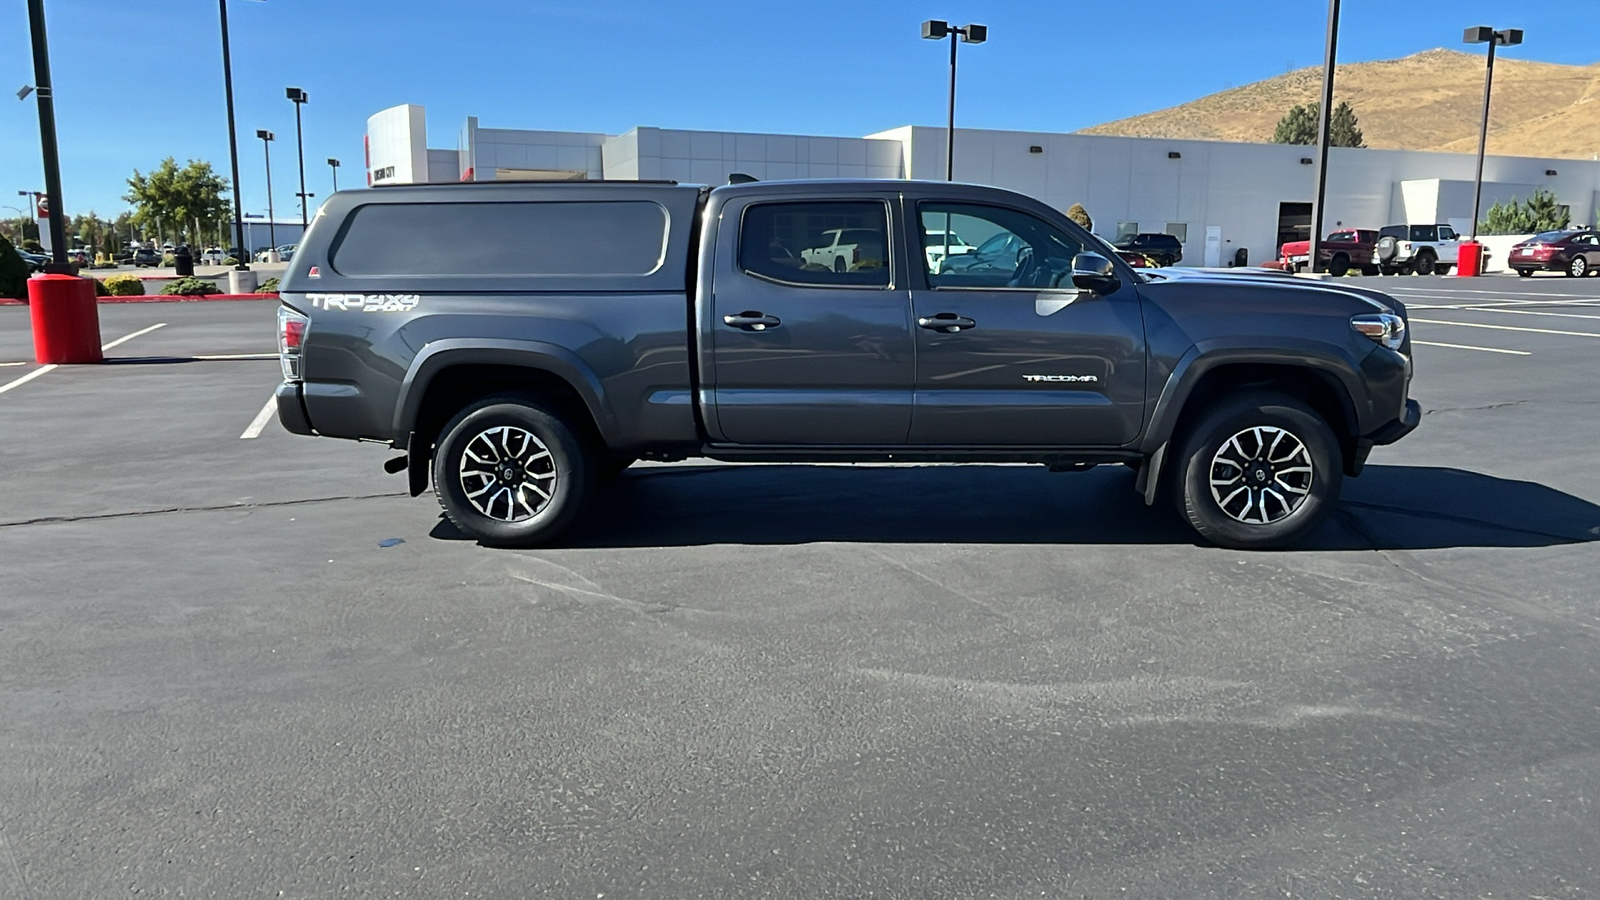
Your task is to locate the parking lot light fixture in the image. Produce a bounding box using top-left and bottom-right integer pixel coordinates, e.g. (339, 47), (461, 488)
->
(327, 157), (340, 193)
(1464, 26), (1523, 242)
(922, 19), (987, 182)
(256, 129), (276, 251)
(286, 87), (309, 230)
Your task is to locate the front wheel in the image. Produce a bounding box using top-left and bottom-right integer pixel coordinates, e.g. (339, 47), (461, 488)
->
(1174, 392), (1342, 549)
(433, 397), (592, 547)
(1569, 256), (1588, 278)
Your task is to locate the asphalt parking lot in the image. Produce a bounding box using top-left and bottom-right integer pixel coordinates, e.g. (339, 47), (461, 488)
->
(2, 275), (1598, 898)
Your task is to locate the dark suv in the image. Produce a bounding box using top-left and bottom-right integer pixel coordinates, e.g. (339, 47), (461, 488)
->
(130, 248), (162, 268)
(1113, 233), (1183, 267)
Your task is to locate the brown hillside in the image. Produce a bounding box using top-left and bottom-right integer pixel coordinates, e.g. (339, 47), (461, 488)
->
(1079, 49), (1600, 160)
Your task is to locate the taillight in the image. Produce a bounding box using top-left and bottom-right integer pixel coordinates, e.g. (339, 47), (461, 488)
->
(278, 305), (309, 381)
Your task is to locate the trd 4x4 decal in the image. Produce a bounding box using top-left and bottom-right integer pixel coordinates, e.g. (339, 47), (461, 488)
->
(305, 293), (421, 312)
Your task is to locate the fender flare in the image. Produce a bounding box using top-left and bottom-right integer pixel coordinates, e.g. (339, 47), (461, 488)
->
(1139, 339), (1366, 455)
(393, 339), (619, 448)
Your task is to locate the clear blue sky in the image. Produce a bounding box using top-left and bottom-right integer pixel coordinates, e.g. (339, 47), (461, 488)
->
(1, 0), (1589, 219)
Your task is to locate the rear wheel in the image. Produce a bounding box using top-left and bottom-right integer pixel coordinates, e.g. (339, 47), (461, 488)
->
(833, 257), (847, 273)
(1329, 254), (1350, 277)
(1362, 264), (1379, 276)
(1174, 392), (1342, 549)
(433, 397), (592, 547)
(1414, 252), (1437, 275)
(1517, 268), (1534, 277)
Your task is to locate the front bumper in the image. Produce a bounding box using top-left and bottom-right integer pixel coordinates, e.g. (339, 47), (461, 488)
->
(275, 381), (314, 435)
(1367, 398), (1421, 446)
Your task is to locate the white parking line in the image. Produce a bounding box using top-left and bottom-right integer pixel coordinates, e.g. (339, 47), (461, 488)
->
(0, 361), (25, 367)
(1410, 318), (1600, 338)
(0, 364), (57, 395)
(1412, 340), (1530, 356)
(101, 322), (166, 351)
(239, 395), (278, 439)
(1415, 306), (1600, 321)
(0, 323), (169, 399)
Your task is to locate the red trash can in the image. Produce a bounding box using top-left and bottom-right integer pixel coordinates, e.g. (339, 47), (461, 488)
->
(28, 274), (104, 364)
(1456, 240), (1483, 277)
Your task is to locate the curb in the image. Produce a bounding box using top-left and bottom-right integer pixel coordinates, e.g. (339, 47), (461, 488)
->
(1, 293), (280, 306)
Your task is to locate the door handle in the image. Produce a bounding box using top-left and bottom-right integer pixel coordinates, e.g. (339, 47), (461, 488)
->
(917, 313), (977, 333)
(723, 311), (782, 331)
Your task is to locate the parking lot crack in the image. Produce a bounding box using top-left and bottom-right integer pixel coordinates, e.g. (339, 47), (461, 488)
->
(1423, 399), (1529, 415)
(0, 491), (410, 529)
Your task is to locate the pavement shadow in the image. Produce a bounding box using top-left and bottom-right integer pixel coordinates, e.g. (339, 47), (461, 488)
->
(429, 463), (1600, 551)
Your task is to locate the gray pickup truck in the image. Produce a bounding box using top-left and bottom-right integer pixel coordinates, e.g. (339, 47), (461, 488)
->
(274, 179), (1419, 549)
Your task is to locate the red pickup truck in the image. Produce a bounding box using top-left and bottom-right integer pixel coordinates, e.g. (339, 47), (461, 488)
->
(1279, 229), (1380, 276)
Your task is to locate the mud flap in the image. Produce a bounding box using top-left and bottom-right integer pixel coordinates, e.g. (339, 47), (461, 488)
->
(1134, 442), (1168, 506)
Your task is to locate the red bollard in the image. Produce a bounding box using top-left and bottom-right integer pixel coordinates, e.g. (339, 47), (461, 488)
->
(1456, 240), (1483, 277)
(28, 274), (103, 364)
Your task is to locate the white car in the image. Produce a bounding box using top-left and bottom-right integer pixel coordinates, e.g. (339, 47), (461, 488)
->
(800, 228), (885, 273)
(199, 247), (226, 264)
(922, 228), (975, 271)
(257, 243), (296, 263)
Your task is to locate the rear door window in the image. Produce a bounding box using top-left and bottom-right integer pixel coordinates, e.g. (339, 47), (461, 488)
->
(738, 201), (891, 288)
(330, 201), (668, 277)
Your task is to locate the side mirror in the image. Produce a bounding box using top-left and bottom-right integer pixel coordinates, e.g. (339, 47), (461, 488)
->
(1070, 252), (1121, 295)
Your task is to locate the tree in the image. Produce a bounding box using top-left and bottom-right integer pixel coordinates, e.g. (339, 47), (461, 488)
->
(1066, 203), (1093, 232)
(124, 158), (231, 247)
(1481, 188), (1571, 235)
(1272, 101), (1364, 148)
(0, 235), (29, 300)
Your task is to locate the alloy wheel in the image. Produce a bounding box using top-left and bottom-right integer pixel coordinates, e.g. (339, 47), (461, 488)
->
(458, 425), (557, 522)
(1208, 426), (1314, 525)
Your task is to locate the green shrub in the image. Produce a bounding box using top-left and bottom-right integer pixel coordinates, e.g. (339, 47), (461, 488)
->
(22, 239), (44, 253)
(222, 256), (239, 266)
(161, 254), (177, 268)
(0, 236), (29, 300)
(90, 260), (118, 269)
(92, 277), (110, 297)
(102, 273), (144, 296)
(162, 276), (218, 296)
(258, 277), (280, 293)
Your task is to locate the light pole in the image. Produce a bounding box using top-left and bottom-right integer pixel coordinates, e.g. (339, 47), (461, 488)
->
(1464, 26), (1523, 241)
(256, 130), (277, 252)
(24, 0), (70, 272)
(218, 0), (250, 269)
(1307, 0), (1340, 277)
(286, 87), (309, 230)
(921, 19), (987, 182)
(327, 158), (340, 193)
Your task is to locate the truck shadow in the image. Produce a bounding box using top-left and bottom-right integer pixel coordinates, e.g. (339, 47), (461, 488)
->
(429, 463), (1600, 551)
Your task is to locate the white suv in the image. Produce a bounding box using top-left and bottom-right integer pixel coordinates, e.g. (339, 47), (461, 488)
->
(1374, 224), (1459, 276)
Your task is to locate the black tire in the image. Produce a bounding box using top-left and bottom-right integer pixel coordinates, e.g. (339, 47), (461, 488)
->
(1328, 254), (1349, 277)
(1414, 252), (1437, 275)
(1517, 269), (1533, 278)
(1174, 392), (1342, 550)
(1362, 265), (1379, 276)
(1568, 256), (1588, 278)
(1398, 264), (1414, 276)
(833, 257), (847, 273)
(1379, 265), (1397, 276)
(433, 396), (592, 547)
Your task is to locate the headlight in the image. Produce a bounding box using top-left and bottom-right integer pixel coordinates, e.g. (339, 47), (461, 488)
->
(1351, 312), (1406, 351)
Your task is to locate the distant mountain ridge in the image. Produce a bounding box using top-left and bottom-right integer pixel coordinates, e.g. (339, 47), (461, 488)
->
(1078, 49), (1600, 160)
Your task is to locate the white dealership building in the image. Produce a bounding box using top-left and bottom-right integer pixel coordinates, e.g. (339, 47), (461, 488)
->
(365, 103), (1600, 268)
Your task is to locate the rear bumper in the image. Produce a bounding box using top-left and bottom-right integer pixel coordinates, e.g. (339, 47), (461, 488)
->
(1366, 398), (1421, 446)
(275, 381), (314, 435)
